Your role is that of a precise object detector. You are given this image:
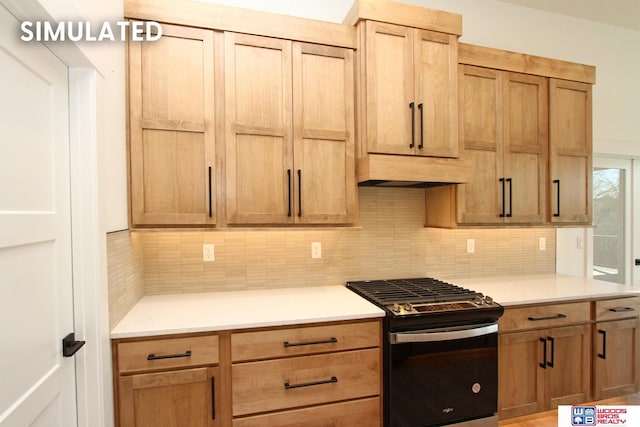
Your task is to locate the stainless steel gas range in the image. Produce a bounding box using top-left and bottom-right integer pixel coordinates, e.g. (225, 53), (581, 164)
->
(347, 277), (504, 427)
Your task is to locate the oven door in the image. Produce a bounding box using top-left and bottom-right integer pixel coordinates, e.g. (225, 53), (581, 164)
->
(387, 323), (498, 427)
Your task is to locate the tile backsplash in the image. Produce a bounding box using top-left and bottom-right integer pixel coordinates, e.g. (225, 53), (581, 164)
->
(107, 187), (555, 327)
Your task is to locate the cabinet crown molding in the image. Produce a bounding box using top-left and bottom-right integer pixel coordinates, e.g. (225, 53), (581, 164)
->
(459, 43), (596, 84)
(344, 0), (462, 35)
(124, 0), (357, 49)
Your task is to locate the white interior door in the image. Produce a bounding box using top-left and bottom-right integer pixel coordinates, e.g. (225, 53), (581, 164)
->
(0, 5), (78, 426)
(592, 156), (632, 285)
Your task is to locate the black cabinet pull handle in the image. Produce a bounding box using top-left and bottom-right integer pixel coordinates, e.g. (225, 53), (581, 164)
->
(499, 178), (506, 218)
(284, 337), (338, 348)
(409, 102), (415, 148)
(547, 336), (555, 367)
(609, 307), (635, 313)
(284, 376), (338, 390)
(539, 337), (547, 369)
(297, 169), (302, 217)
(598, 329), (607, 359)
(287, 169), (292, 217)
(211, 377), (216, 420)
(147, 350), (191, 361)
(553, 179), (561, 217)
(528, 314), (567, 321)
(208, 166), (213, 218)
(506, 178), (513, 217)
(62, 333), (86, 358)
(418, 103), (424, 149)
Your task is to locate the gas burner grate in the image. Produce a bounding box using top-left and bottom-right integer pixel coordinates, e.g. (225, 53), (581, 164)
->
(346, 277), (483, 305)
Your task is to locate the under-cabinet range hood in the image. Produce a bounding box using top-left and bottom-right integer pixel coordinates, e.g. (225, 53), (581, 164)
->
(357, 154), (473, 188)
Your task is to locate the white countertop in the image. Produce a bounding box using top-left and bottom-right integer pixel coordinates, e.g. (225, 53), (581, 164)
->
(454, 274), (640, 306)
(111, 275), (640, 339)
(111, 286), (385, 339)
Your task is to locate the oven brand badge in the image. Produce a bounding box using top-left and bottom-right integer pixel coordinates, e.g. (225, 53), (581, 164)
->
(471, 382), (481, 394)
(442, 408), (454, 414)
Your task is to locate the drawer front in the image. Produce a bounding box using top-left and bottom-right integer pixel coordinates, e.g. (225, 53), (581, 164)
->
(232, 348), (380, 416)
(117, 335), (219, 374)
(595, 297), (640, 322)
(499, 302), (590, 332)
(231, 320), (380, 362)
(232, 397), (381, 427)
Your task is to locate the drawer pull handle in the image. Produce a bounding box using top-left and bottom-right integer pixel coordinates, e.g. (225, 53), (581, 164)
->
(284, 376), (338, 390)
(609, 307), (635, 313)
(527, 314), (567, 322)
(283, 337), (338, 348)
(147, 350), (192, 361)
(546, 336), (555, 368)
(598, 329), (607, 360)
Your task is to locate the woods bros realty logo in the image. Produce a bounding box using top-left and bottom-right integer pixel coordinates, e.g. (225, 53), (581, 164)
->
(558, 405), (640, 426)
(20, 20), (162, 42)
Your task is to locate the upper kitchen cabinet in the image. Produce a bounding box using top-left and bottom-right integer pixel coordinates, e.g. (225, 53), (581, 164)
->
(128, 24), (216, 227)
(346, 0), (472, 186)
(425, 43), (594, 228)
(549, 79), (593, 224)
(360, 21), (458, 157)
(225, 33), (356, 225)
(426, 59), (548, 226)
(125, 0), (357, 227)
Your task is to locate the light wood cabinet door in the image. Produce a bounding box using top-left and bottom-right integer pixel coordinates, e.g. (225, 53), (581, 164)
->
(363, 22), (458, 158)
(363, 21), (414, 156)
(503, 72), (548, 224)
(549, 78), (592, 224)
(499, 324), (590, 419)
(593, 318), (640, 400)
(225, 34), (356, 225)
(292, 43), (356, 224)
(225, 32), (293, 225)
(456, 65), (503, 224)
(413, 29), (458, 157)
(454, 67), (547, 225)
(544, 324), (590, 408)
(118, 366), (220, 427)
(129, 24), (216, 226)
(498, 330), (545, 419)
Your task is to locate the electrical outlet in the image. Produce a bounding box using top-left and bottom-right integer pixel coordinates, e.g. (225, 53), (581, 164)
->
(203, 244), (215, 262)
(466, 239), (475, 254)
(539, 237), (546, 251)
(311, 242), (322, 259)
(576, 236), (584, 249)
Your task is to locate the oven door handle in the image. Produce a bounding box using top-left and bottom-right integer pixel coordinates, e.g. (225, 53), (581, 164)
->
(389, 323), (498, 344)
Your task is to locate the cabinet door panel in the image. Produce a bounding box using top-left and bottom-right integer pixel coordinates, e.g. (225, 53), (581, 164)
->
(293, 43), (356, 224)
(457, 65), (503, 224)
(593, 319), (640, 400)
(545, 324), (590, 408)
(225, 33), (293, 224)
(503, 73), (547, 224)
(129, 25), (215, 226)
(413, 29), (458, 157)
(549, 79), (592, 224)
(119, 367), (219, 427)
(364, 21), (414, 155)
(498, 330), (545, 418)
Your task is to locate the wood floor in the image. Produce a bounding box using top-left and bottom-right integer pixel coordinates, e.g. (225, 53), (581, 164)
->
(499, 393), (640, 427)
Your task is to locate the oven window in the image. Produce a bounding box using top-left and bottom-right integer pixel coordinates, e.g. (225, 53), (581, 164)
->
(389, 333), (498, 427)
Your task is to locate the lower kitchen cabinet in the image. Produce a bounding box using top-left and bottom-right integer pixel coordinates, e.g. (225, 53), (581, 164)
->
(498, 302), (591, 419)
(113, 320), (383, 427)
(113, 334), (222, 427)
(118, 366), (221, 427)
(592, 297), (640, 400)
(230, 320), (382, 425)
